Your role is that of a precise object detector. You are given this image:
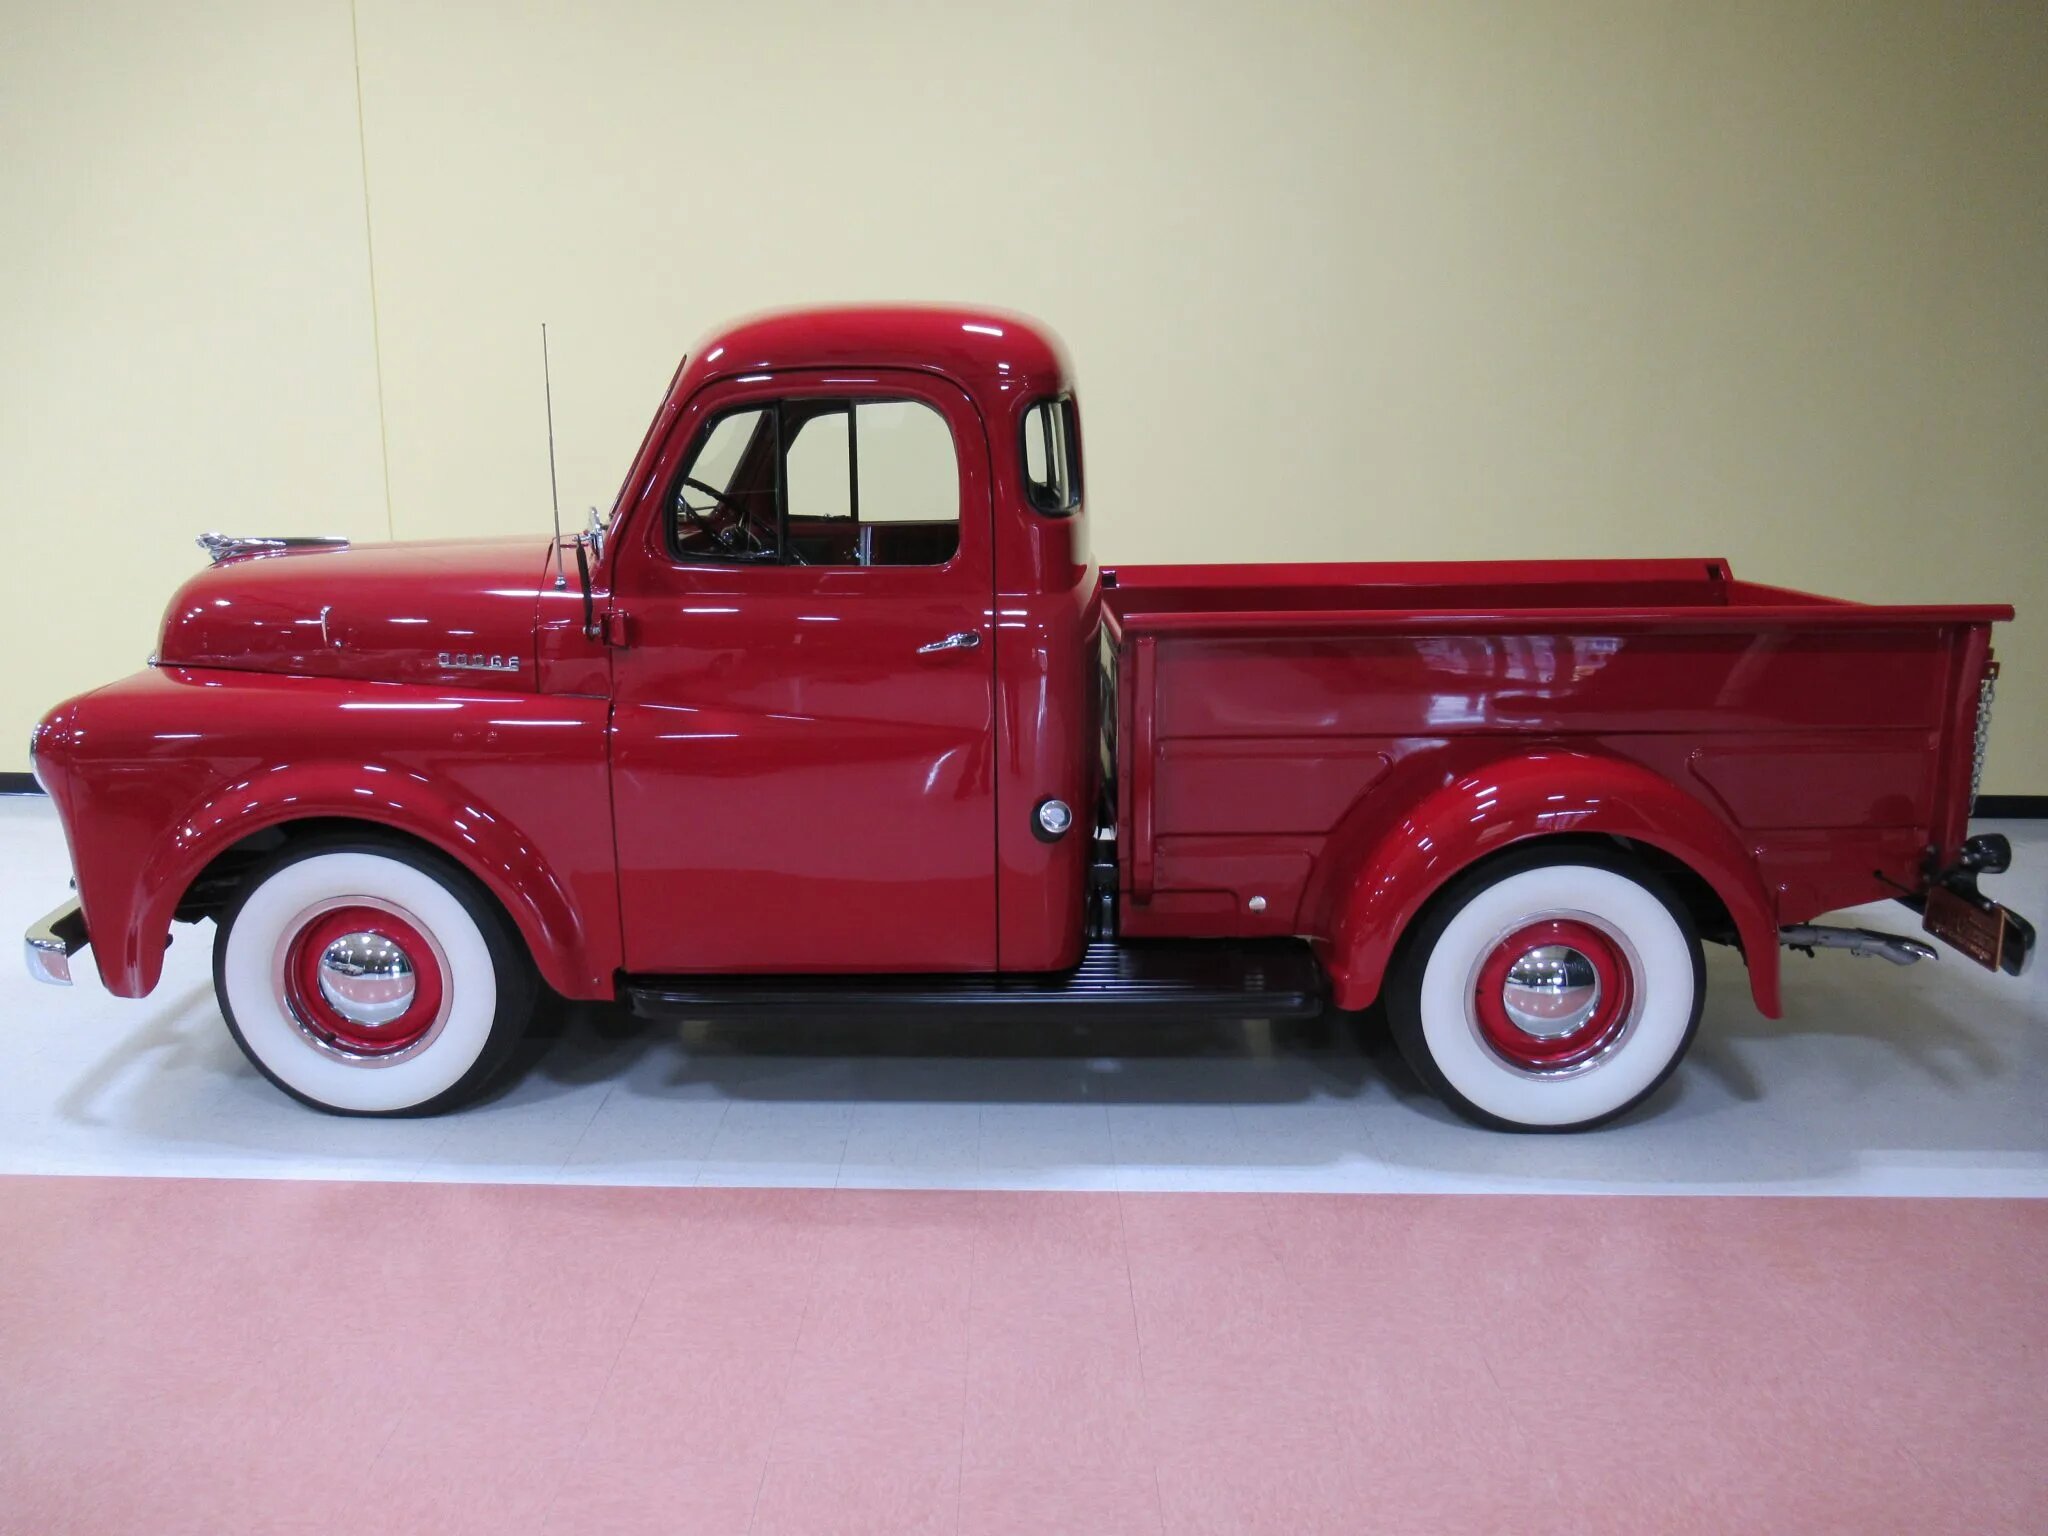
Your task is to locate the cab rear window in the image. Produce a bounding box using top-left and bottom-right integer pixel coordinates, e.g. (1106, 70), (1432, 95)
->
(1022, 397), (1080, 514)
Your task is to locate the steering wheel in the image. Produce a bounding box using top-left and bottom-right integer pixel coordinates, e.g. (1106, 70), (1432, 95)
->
(677, 476), (774, 558)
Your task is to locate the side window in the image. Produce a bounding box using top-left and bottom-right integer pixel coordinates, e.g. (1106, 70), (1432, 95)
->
(673, 405), (778, 561)
(855, 402), (957, 527)
(1021, 397), (1080, 514)
(690, 406), (762, 494)
(670, 396), (960, 567)
(784, 404), (852, 521)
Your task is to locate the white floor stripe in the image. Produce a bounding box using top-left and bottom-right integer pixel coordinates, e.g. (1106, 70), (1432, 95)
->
(3, 796), (2042, 1195)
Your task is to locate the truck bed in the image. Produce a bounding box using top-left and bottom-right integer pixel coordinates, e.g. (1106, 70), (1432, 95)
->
(1101, 557), (2008, 953)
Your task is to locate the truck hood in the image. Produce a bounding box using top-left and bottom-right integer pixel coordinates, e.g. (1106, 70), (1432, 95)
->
(157, 536), (552, 689)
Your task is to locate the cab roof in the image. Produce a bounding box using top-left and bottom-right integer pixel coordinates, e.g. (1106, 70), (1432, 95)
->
(677, 304), (1072, 410)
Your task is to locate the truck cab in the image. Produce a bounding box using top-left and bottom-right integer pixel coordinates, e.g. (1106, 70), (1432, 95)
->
(26, 306), (2032, 1131)
(598, 309), (1100, 979)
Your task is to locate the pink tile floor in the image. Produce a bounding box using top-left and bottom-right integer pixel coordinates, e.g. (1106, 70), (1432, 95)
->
(1, 1177), (2042, 1534)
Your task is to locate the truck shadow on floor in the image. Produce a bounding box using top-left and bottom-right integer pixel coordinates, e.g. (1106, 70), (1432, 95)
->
(517, 997), (1392, 1109)
(48, 982), (235, 1131)
(513, 939), (2023, 1111)
(31, 942), (2037, 1184)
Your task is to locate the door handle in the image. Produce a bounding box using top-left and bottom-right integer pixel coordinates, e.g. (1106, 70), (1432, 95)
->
(917, 630), (983, 655)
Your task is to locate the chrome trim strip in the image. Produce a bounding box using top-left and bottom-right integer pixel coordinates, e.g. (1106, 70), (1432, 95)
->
(196, 532), (351, 565)
(25, 897), (87, 987)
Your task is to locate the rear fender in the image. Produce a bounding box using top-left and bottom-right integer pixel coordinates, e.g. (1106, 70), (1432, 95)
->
(1321, 750), (1780, 1016)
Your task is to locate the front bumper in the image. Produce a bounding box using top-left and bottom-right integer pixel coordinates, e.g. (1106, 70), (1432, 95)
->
(25, 898), (87, 986)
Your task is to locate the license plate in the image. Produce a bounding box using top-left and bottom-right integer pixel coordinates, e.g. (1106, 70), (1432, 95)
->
(1922, 885), (2008, 971)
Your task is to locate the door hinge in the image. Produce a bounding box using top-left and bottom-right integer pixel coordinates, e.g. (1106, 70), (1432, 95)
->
(604, 610), (632, 648)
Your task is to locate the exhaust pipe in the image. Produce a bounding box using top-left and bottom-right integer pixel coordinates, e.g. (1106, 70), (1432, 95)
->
(1780, 925), (1938, 966)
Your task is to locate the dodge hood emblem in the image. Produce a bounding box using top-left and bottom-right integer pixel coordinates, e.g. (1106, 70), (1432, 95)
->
(439, 652), (522, 673)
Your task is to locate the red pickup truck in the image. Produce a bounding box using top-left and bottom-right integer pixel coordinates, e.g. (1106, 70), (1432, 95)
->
(25, 306), (2032, 1130)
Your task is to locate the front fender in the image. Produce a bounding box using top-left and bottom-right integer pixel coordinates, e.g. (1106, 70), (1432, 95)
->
(1321, 750), (1780, 1016)
(38, 667), (619, 1001)
(135, 763), (607, 1001)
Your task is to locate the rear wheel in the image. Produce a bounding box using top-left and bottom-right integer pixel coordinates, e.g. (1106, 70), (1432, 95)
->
(1385, 847), (1704, 1131)
(213, 841), (536, 1115)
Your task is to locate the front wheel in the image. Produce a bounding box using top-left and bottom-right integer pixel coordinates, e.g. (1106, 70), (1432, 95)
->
(213, 841), (536, 1115)
(1385, 848), (1704, 1131)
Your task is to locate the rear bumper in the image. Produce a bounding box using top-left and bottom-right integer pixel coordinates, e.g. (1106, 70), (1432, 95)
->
(2006, 918), (2036, 977)
(1898, 833), (2036, 977)
(25, 898), (87, 986)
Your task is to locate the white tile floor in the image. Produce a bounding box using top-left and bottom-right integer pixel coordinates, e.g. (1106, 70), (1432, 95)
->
(3, 795), (2042, 1195)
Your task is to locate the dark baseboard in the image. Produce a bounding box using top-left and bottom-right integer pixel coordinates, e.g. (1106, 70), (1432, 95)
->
(1975, 794), (2047, 819)
(2, 770), (2042, 815)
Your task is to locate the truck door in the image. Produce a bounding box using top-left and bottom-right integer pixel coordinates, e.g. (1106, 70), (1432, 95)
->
(608, 369), (997, 973)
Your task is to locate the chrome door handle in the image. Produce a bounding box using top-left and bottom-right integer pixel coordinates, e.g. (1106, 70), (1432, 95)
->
(917, 630), (982, 655)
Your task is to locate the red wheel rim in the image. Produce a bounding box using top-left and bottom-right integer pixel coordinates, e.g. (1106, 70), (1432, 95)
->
(1472, 918), (1634, 1073)
(281, 904), (445, 1057)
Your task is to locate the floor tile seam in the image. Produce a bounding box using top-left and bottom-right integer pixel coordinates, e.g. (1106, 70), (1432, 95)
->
(1113, 1188), (1172, 1535)
(742, 1194), (834, 1535)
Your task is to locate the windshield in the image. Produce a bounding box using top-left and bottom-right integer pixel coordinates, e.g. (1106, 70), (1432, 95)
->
(611, 352), (689, 520)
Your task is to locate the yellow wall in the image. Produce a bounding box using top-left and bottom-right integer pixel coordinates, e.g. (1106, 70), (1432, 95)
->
(5, 1), (2043, 790)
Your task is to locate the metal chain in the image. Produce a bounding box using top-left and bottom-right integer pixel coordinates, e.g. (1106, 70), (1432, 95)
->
(1971, 662), (1999, 809)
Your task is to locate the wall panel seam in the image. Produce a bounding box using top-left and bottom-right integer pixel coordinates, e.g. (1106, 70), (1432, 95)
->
(348, 0), (395, 541)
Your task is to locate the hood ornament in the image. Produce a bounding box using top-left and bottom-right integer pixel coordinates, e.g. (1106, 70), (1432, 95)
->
(197, 532), (351, 566)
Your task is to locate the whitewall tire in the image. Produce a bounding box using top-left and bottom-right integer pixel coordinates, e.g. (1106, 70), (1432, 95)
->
(1385, 847), (1704, 1131)
(213, 841), (537, 1115)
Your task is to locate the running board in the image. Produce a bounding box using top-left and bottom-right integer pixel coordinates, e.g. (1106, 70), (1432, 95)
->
(624, 940), (1325, 1025)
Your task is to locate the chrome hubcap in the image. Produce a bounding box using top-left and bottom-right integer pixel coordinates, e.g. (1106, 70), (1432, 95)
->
(316, 932), (417, 1027)
(1501, 944), (1601, 1038)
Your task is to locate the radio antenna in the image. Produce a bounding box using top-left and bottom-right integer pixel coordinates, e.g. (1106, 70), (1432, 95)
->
(542, 322), (565, 589)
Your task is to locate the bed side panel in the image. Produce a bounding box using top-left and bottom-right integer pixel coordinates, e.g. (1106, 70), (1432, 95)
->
(1119, 622), (1960, 941)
